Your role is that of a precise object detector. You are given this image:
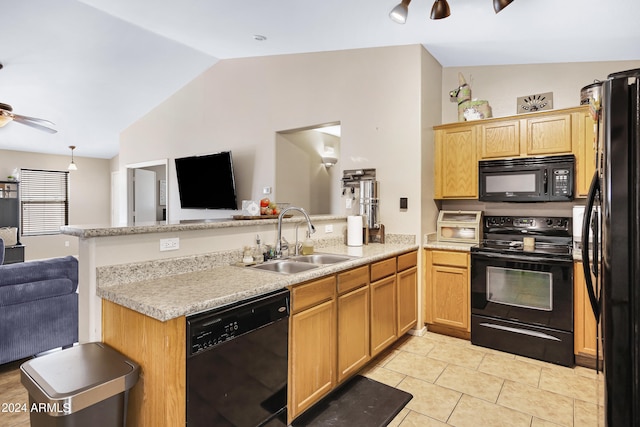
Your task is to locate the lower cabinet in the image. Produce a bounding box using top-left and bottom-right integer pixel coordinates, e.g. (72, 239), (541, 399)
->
(370, 274), (397, 357)
(574, 262), (602, 368)
(337, 266), (370, 383)
(424, 248), (471, 339)
(288, 276), (337, 422)
(288, 251), (418, 423)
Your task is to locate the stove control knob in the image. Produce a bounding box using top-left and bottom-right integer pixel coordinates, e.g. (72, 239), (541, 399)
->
(546, 219), (554, 226)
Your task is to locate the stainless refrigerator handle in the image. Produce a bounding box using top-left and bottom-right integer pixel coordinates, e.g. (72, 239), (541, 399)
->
(582, 171), (601, 322)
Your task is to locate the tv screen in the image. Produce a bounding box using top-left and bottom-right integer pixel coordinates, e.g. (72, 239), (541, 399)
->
(175, 151), (238, 209)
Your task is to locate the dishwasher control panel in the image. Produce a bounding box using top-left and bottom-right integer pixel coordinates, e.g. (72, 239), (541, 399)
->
(186, 289), (290, 357)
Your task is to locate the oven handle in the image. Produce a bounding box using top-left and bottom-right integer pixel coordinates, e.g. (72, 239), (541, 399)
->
(472, 251), (571, 264)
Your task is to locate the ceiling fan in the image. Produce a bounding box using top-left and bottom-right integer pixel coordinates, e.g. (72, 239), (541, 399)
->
(0, 102), (57, 134)
(0, 63), (57, 134)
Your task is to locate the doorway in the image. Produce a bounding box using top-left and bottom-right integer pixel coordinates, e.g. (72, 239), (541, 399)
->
(126, 159), (168, 224)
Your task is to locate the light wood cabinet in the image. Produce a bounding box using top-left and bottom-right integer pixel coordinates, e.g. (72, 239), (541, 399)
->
(370, 274), (397, 356)
(425, 249), (471, 339)
(397, 251), (418, 336)
(574, 262), (602, 368)
(434, 125), (477, 199)
(435, 106), (591, 200)
(288, 276), (337, 422)
(479, 119), (521, 159)
(102, 300), (186, 427)
(574, 111), (597, 197)
(524, 112), (572, 155)
(288, 253), (417, 422)
(337, 266), (370, 383)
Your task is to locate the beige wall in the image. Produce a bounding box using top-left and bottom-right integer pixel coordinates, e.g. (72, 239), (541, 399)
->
(120, 44), (442, 241)
(0, 149), (111, 260)
(441, 60), (640, 124)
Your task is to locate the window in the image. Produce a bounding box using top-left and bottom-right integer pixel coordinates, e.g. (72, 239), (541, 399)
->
(20, 169), (69, 236)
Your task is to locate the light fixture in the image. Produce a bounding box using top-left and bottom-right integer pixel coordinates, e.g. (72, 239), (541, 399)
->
(389, 0), (514, 22)
(493, 0), (513, 13)
(389, 0), (411, 24)
(430, 0), (450, 19)
(67, 146), (78, 171)
(321, 156), (338, 168)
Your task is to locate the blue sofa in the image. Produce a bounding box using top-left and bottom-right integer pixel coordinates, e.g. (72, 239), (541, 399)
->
(0, 254), (79, 365)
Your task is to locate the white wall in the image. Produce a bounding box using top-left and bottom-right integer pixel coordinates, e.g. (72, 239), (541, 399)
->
(0, 149), (111, 260)
(119, 45), (441, 238)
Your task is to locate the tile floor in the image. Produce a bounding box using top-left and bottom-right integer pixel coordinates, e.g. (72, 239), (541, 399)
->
(361, 331), (605, 427)
(0, 331), (604, 427)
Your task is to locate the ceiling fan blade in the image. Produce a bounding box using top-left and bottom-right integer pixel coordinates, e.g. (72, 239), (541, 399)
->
(12, 114), (57, 134)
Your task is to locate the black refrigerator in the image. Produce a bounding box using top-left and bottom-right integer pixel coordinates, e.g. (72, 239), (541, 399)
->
(582, 68), (640, 426)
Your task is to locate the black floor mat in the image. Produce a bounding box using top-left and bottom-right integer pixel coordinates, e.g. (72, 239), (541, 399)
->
(291, 375), (412, 427)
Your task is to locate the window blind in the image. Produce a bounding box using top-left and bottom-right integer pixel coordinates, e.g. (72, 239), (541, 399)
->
(20, 169), (69, 236)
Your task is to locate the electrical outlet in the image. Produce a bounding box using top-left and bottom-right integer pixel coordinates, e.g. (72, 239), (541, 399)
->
(263, 186), (272, 194)
(345, 198), (352, 209)
(160, 237), (179, 251)
(325, 224), (334, 233)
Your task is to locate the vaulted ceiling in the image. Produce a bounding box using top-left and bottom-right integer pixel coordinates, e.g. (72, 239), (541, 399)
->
(1, 0), (638, 158)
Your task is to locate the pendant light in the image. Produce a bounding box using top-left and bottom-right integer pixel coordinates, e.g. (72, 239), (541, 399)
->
(493, 0), (514, 13)
(67, 146), (78, 171)
(430, 0), (450, 19)
(389, 0), (411, 24)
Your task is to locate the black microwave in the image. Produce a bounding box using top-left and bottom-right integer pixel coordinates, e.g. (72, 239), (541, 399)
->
(478, 155), (575, 202)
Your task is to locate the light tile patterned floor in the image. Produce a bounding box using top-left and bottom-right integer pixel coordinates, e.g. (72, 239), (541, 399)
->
(361, 331), (605, 427)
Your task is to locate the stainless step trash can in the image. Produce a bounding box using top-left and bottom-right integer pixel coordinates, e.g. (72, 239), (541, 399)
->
(20, 342), (139, 427)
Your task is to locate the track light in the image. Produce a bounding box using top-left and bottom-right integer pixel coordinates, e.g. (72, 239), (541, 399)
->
(389, 0), (514, 23)
(493, 0), (514, 13)
(389, 0), (411, 24)
(430, 0), (450, 19)
(68, 146), (78, 171)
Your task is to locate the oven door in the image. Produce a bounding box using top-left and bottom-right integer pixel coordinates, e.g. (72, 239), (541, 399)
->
(471, 251), (573, 331)
(471, 251), (574, 366)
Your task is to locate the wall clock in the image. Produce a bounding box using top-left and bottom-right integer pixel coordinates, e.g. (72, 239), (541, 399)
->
(517, 92), (553, 114)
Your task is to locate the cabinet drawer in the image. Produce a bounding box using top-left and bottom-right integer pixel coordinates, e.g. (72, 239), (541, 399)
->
(431, 250), (468, 268)
(337, 266), (369, 295)
(370, 257), (396, 282)
(291, 276), (336, 313)
(397, 251), (417, 272)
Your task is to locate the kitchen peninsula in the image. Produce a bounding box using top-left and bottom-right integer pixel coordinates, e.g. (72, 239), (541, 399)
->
(61, 216), (419, 426)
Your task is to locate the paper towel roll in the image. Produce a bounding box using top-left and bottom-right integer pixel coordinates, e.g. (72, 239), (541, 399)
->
(347, 215), (363, 247)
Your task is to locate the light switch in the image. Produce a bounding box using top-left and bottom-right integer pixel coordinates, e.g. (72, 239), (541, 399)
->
(400, 197), (408, 210)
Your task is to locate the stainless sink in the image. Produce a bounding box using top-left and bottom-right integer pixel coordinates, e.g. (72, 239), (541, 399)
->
(289, 253), (356, 265)
(250, 260), (319, 274)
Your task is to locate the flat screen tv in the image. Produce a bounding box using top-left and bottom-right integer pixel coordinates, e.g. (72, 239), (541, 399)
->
(175, 151), (238, 209)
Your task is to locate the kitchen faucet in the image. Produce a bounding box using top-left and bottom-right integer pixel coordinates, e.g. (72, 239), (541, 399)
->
(275, 206), (315, 258)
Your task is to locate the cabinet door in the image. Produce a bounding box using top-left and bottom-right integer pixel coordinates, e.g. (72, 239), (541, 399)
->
(426, 250), (470, 333)
(435, 126), (477, 199)
(525, 113), (572, 155)
(289, 298), (336, 421)
(574, 262), (599, 359)
(574, 111), (597, 197)
(397, 266), (417, 336)
(479, 119), (521, 159)
(370, 275), (397, 357)
(337, 285), (370, 383)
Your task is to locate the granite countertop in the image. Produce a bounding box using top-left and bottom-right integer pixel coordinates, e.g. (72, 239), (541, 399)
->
(61, 214), (346, 238)
(97, 242), (418, 322)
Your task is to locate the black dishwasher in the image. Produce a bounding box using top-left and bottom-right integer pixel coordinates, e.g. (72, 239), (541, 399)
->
(186, 289), (290, 427)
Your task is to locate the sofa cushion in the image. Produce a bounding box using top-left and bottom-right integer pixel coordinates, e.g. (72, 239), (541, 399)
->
(0, 227), (17, 246)
(0, 256), (78, 289)
(0, 278), (76, 307)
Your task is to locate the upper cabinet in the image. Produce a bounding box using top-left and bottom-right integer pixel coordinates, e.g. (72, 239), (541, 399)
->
(434, 125), (477, 199)
(434, 106), (593, 200)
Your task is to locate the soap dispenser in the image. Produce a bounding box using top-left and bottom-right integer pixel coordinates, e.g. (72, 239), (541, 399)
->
(301, 231), (314, 255)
